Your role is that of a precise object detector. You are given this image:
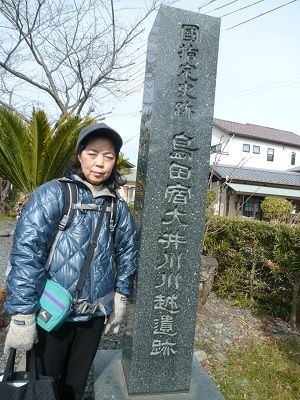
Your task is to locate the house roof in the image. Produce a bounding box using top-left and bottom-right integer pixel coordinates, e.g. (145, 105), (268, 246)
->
(123, 169), (137, 182)
(213, 118), (300, 148)
(211, 164), (300, 187)
(289, 166), (300, 172)
(227, 183), (300, 199)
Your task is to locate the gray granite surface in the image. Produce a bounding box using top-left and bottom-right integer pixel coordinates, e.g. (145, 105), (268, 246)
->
(95, 350), (224, 400)
(122, 5), (220, 396)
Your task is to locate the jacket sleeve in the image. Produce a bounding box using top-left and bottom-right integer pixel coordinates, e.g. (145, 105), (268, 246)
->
(5, 180), (64, 315)
(113, 200), (138, 298)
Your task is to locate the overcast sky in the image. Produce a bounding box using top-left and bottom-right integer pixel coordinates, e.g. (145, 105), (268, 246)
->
(99, 0), (300, 165)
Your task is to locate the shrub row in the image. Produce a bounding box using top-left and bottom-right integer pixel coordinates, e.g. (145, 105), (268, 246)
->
(203, 216), (300, 323)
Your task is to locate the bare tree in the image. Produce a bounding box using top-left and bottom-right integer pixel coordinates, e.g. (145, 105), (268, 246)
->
(0, 0), (174, 119)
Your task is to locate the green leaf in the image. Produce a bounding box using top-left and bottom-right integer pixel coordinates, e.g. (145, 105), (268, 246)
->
(0, 107), (94, 195)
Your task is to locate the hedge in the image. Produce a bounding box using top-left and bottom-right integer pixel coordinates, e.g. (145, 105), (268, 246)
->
(203, 216), (300, 325)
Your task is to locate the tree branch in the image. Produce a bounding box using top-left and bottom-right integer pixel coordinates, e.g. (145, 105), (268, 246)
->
(0, 99), (30, 123)
(0, 0), (169, 117)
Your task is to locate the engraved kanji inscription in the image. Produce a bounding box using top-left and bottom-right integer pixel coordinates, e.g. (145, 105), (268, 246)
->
(150, 338), (177, 356)
(154, 294), (180, 314)
(181, 24), (200, 42)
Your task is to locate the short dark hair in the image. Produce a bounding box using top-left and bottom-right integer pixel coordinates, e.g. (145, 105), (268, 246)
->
(65, 132), (126, 192)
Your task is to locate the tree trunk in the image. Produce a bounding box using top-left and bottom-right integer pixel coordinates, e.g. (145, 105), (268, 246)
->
(0, 180), (10, 214)
(291, 273), (300, 328)
(249, 259), (256, 302)
(249, 245), (257, 303)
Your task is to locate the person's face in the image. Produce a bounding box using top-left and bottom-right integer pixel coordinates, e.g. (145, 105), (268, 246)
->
(78, 136), (116, 185)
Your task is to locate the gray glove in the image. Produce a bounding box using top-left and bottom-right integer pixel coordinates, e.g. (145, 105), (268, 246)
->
(104, 292), (127, 334)
(4, 314), (38, 355)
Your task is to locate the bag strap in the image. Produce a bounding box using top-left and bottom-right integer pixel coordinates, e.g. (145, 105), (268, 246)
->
(73, 199), (109, 302)
(26, 349), (38, 381)
(3, 349), (39, 382)
(2, 348), (16, 381)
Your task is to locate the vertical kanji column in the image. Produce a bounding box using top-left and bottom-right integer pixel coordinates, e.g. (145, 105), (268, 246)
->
(122, 5), (220, 396)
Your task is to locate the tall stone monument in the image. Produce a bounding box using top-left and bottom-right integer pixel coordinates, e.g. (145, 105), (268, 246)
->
(94, 5), (222, 399)
(122, 3), (220, 395)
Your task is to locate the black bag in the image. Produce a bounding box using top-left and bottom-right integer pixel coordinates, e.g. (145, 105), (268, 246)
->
(0, 349), (58, 400)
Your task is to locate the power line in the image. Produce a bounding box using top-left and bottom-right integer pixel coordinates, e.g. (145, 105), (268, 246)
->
(114, 57), (146, 79)
(123, 133), (140, 144)
(110, 111), (140, 118)
(98, 72), (145, 101)
(227, 0), (298, 30)
(125, 82), (144, 95)
(96, 1), (298, 104)
(106, 75), (300, 106)
(198, 0), (219, 10)
(101, 73), (144, 100)
(126, 68), (146, 81)
(96, 59), (146, 102)
(216, 77), (300, 101)
(221, 0), (265, 18)
(112, 66), (145, 85)
(205, 0), (240, 14)
(120, 48), (146, 64)
(114, 75), (300, 103)
(101, 70), (300, 106)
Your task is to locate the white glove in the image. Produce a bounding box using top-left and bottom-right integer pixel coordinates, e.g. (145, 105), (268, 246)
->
(4, 314), (38, 355)
(104, 292), (127, 334)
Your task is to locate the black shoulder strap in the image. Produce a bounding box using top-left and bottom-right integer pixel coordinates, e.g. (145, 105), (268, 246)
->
(74, 199), (109, 298)
(45, 179), (77, 271)
(58, 179), (78, 230)
(46, 183), (115, 277)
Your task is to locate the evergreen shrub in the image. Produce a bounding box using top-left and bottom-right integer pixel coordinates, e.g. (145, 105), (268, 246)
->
(204, 216), (300, 321)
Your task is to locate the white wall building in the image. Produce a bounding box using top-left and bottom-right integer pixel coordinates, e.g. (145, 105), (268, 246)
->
(210, 119), (300, 171)
(121, 118), (300, 220)
(209, 119), (300, 219)
(119, 170), (136, 204)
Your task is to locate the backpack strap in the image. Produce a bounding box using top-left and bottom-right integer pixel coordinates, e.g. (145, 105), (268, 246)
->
(45, 179), (77, 272)
(74, 199), (109, 301)
(58, 179), (78, 230)
(109, 197), (117, 232)
(45, 180), (117, 272)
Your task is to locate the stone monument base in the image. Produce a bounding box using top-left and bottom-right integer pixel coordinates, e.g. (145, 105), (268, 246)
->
(94, 350), (224, 400)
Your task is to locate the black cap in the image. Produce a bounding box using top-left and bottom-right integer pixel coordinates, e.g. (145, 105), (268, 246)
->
(76, 123), (123, 154)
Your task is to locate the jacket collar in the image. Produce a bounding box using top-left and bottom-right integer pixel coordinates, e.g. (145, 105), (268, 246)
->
(71, 175), (115, 198)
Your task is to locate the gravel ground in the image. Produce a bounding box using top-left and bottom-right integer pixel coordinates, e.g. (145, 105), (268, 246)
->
(0, 220), (15, 290)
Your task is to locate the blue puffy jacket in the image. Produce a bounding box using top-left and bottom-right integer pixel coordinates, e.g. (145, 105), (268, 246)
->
(5, 176), (138, 321)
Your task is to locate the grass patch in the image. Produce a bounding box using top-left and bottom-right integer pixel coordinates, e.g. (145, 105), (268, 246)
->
(208, 337), (300, 400)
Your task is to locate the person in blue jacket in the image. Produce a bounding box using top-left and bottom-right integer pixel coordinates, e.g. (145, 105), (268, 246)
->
(4, 123), (138, 400)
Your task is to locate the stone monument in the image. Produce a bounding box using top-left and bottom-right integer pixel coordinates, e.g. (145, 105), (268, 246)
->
(94, 5), (222, 399)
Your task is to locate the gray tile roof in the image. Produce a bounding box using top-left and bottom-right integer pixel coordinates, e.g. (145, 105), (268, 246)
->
(213, 118), (300, 148)
(123, 169), (137, 182)
(211, 164), (300, 187)
(289, 166), (300, 172)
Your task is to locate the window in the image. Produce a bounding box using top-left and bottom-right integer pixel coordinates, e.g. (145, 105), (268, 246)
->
(243, 196), (261, 219)
(127, 187), (135, 203)
(210, 143), (222, 154)
(243, 144), (250, 152)
(253, 145), (260, 154)
(291, 152), (296, 165)
(267, 148), (274, 162)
